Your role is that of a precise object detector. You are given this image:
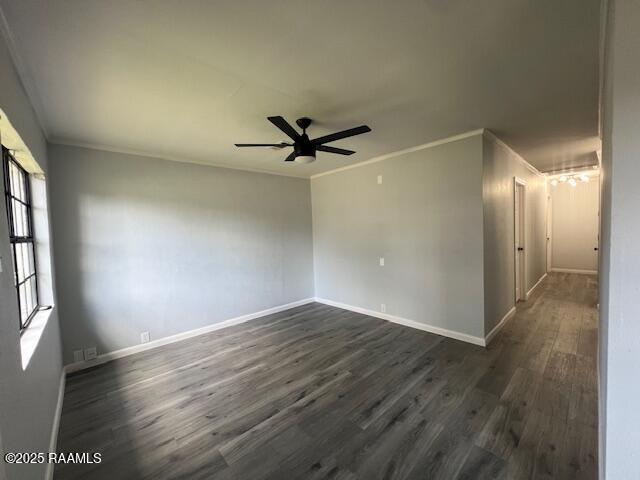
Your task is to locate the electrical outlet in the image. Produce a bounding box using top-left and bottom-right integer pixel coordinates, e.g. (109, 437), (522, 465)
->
(379, 257), (385, 266)
(140, 331), (150, 344)
(377, 175), (383, 185)
(73, 350), (84, 363)
(381, 303), (386, 313)
(84, 347), (97, 361)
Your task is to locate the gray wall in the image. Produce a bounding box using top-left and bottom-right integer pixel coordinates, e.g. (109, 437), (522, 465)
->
(48, 144), (314, 364)
(599, 0), (640, 477)
(0, 31), (63, 480)
(482, 135), (547, 333)
(312, 135), (486, 339)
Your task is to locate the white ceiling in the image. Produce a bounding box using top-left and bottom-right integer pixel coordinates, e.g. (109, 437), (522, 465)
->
(0, 0), (601, 177)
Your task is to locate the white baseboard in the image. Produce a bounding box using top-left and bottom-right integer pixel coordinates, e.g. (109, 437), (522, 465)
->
(64, 298), (315, 374)
(551, 268), (598, 275)
(484, 306), (516, 346)
(314, 297), (485, 347)
(485, 272), (547, 346)
(46, 369), (66, 480)
(484, 272), (546, 346)
(527, 272), (548, 298)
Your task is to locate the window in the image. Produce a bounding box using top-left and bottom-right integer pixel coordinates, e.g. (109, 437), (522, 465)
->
(2, 146), (39, 331)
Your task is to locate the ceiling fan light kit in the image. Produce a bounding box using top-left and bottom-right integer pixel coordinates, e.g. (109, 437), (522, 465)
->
(294, 155), (316, 164)
(235, 116), (371, 164)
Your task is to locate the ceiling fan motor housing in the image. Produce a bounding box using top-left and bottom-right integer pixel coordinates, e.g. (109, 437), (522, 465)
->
(294, 118), (316, 161)
(294, 134), (316, 160)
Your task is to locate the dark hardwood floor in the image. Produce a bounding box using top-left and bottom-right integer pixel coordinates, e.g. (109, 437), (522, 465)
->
(55, 273), (598, 479)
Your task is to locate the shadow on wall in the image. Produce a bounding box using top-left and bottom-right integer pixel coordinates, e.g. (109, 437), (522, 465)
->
(48, 145), (313, 365)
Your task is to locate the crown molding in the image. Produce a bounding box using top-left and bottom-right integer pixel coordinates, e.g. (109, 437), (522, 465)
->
(310, 129), (485, 180)
(545, 164), (601, 177)
(0, 4), (50, 139)
(482, 129), (543, 177)
(49, 139), (310, 179)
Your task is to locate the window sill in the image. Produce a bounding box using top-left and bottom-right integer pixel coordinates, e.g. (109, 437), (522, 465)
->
(20, 306), (54, 370)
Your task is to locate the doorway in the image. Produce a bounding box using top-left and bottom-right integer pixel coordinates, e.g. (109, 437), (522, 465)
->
(546, 193), (553, 272)
(514, 178), (527, 302)
(548, 172), (600, 274)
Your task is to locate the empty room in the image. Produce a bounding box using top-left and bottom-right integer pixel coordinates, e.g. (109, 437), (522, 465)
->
(0, 1), (638, 479)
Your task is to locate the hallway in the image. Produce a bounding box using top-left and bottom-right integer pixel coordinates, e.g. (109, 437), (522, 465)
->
(55, 273), (598, 480)
(476, 272), (598, 478)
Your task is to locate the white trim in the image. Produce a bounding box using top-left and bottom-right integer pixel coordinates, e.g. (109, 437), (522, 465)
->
(483, 130), (543, 177)
(546, 193), (553, 273)
(527, 273), (548, 298)
(514, 176), (527, 186)
(514, 178), (527, 302)
(310, 129), (485, 179)
(64, 298), (315, 374)
(50, 140), (309, 179)
(551, 268), (598, 275)
(45, 370), (66, 480)
(484, 306), (516, 346)
(485, 273), (547, 347)
(314, 297), (486, 346)
(546, 168), (600, 179)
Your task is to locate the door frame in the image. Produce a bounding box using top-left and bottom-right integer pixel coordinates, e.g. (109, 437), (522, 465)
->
(514, 177), (527, 302)
(546, 192), (552, 273)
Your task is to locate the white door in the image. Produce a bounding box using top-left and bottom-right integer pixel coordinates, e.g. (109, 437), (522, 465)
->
(514, 180), (526, 301)
(550, 177), (600, 272)
(546, 194), (553, 272)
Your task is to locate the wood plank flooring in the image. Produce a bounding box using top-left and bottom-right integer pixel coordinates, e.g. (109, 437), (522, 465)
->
(55, 273), (598, 479)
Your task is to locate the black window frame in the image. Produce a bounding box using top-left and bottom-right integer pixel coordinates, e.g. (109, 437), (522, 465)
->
(2, 145), (40, 332)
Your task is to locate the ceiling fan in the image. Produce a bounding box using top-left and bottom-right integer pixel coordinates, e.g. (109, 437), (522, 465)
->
(235, 116), (371, 163)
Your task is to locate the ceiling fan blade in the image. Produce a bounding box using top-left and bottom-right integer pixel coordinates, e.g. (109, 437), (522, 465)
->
(284, 152), (296, 162)
(316, 145), (356, 156)
(267, 116), (300, 141)
(235, 143), (291, 148)
(311, 125), (371, 145)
